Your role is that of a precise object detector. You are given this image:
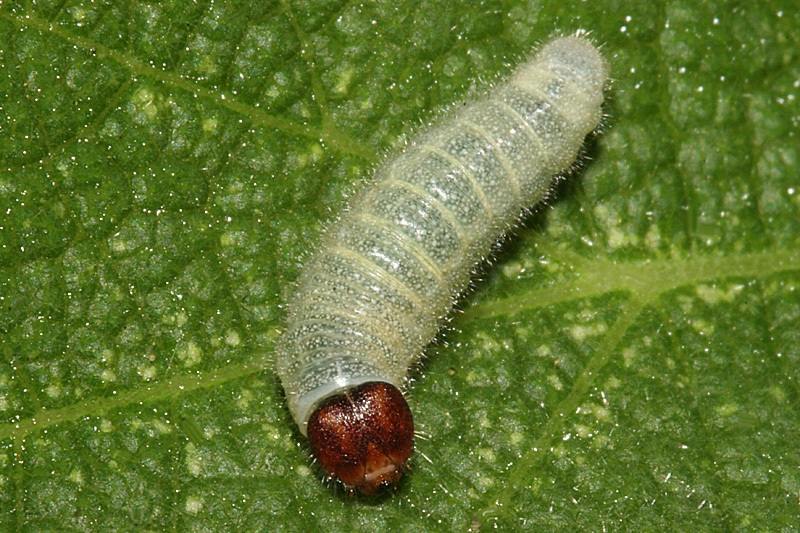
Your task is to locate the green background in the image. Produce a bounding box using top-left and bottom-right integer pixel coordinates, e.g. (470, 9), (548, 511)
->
(1, 0), (798, 530)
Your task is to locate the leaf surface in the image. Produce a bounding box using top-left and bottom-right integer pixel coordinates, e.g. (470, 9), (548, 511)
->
(1, 0), (798, 530)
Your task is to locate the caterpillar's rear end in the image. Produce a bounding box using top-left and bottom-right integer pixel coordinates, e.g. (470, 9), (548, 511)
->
(276, 35), (609, 494)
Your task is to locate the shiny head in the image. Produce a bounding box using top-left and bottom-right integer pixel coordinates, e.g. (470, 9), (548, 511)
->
(306, 382), (414, 494)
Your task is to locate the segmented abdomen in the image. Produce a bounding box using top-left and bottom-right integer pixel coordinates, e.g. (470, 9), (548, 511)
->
(277, 36), (609, 437)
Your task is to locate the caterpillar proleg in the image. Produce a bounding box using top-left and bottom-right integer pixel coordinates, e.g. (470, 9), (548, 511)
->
(276, 35), (609, 494)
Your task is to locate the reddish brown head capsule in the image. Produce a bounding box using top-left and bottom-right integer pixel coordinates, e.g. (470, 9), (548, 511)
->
(306, 382), (414, 494)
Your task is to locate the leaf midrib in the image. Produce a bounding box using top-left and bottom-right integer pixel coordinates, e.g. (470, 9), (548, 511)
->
(466, 246), (799, 320)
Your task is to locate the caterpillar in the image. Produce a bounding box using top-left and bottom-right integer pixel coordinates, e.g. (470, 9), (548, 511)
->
(275, 35), (609, 494)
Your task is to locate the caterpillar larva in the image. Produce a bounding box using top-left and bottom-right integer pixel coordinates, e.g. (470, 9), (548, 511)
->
(276, 35), (609, 494)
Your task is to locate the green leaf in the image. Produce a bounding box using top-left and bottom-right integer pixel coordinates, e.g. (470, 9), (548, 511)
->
(1, 0), (798, 530)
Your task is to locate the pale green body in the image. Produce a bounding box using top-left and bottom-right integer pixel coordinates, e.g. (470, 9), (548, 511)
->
(276, 36), (609, 434)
